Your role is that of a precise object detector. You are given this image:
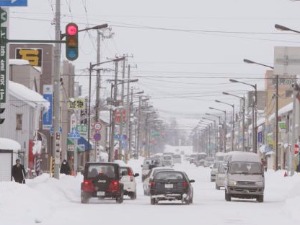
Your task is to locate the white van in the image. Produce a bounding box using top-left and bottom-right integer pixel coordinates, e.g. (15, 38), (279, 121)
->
(224, 151), (265, 202)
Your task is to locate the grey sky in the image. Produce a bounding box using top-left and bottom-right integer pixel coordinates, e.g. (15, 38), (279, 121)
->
(8, 0), (300, 130)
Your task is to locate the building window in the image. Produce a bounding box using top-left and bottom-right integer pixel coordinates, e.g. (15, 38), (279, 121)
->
(16, 114), (22, 130)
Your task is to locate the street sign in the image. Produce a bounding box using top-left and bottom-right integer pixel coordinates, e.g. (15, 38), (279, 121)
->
(0, 7), (7, 103)
(94, 122), (102, 131)
(0, 0), (28, 7)
(68, 128), (80, 139)
(67, 98), (85, 109)
(42, 85), (53, 130)
(93, 132), (101, 141)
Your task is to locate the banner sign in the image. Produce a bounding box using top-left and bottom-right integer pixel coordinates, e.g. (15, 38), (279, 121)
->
(42, 85), (53, 130)
(0, 8), (7, 103)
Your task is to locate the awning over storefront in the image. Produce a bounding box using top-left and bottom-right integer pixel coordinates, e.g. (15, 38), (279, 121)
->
(67, 137), (92, 151)
(259, 144), (274, 155)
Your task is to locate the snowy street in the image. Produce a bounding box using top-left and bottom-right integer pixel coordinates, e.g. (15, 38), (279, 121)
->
(1, 158), (300, 225)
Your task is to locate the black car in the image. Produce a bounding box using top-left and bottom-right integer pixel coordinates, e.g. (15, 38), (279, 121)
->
(149, 170), (195, 205)
(81, 162), (124, 204)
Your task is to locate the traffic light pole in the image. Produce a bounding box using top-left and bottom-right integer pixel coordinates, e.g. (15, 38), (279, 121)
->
(52, 0), (62, 179)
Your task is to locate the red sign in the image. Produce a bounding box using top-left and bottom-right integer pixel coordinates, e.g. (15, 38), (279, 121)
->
(114, 109), (126, 124)
(294, 144), (299, 154)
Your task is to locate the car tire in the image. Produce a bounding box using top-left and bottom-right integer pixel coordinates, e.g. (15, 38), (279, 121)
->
(116, 191), (124, 204)
(144, 189), (148, 196)
(189, 197), (193, 204)
(130, 191), (137, 200)
(257, 195), (264, 203)
(225, 190), (231, 201)
(150, 198), (156, 205)
(81, 193), (89, 204)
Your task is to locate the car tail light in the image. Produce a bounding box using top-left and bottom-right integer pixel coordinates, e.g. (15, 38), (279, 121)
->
(81, 180), (94, 192)
(150, 181), (155, 188)
(182, 181), (188, 188)
(128, 168), (133, 176)
(108, 180), (120, 192)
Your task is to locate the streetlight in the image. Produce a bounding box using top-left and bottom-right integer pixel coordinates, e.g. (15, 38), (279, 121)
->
(107, 77), (138, 161)
(215, 100), (235, 151)
(199, 121), (213, 154)
(230, 79), (257, 153)
(274, 24), (300, 175)
(275, 24), (300, 34)
(88, 58), (124, 162)
(223, 92), (245, 152)
(243, 58), (279, 170)
(209, 107), (227, 152)
(204, 114), (221, 153)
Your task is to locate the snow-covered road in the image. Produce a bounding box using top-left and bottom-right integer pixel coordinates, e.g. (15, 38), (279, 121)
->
(1, 159), (300, 225)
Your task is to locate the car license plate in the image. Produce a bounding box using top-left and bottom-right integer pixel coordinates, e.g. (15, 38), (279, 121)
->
(97, 191), (105, 196)
(165, 184), (173, 188)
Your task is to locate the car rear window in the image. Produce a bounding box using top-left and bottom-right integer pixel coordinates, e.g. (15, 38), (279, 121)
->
(154, 171), (184, 180)
(87, 165), (116, 178)
(120, 167), (133, 176)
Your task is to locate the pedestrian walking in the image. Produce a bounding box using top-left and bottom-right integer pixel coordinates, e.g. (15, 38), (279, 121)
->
(12, 159), (26, 183)
(60, 159), (71, 175)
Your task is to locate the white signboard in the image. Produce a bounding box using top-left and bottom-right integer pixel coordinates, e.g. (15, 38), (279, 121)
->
(274, 47), (300, 76)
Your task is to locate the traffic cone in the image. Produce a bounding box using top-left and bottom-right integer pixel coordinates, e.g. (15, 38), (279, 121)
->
(284, 171), (288, 177)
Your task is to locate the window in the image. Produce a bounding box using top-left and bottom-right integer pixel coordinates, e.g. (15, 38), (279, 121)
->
(16, 114), (23, 130)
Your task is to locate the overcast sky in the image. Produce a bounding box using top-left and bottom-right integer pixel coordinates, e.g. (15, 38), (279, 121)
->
(7, 0), (300, 130)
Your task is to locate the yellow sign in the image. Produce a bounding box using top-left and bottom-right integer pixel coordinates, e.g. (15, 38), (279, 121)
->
(68, 98), (85, 110)
(16, 48), (42, 67)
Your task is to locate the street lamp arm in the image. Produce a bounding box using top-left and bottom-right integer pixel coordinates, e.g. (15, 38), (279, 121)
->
(243, 58), (274, 69)
(229, 79), (256, 89)
(215, 100), (233, 108)
(275, 24), (300, 34)
(222, 92), (244, 100)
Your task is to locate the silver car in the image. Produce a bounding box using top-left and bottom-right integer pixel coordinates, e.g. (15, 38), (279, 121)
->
(210, 161), (221, 182)
(215, 163), (226, 190)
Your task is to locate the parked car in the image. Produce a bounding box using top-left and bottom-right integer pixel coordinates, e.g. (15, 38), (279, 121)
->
(224, 152), (265, 202)
(210, 161), (221, 182)
(162, 154), (174, 167)
(120, 166), (139, 199)
(173, 154), (182, 164)
(143, 166), (174, 196)
(142, 158), (160, 182)
(204, 157), (214, 167)
(215, 163), (226, 190)
(149, 170), (195, 205)
(80, 162), (124, 204)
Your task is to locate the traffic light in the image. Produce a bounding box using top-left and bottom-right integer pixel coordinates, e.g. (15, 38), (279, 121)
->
(65, 23), (79, 61)
(0, 107), (5, 124)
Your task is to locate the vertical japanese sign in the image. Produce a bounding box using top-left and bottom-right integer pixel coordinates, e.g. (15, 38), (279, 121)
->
(0, 7), (8, 103)
(42, 85), (53, 130)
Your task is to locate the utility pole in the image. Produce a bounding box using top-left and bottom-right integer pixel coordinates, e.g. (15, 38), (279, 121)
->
(275, 75), (279, 170)
(136, 96), (142, 159)
(119, 58), (126, 160)
(110, 60), (118, 162)
(129, 87), (133, 158)
(53, 0), (62, 179)
(126, 65), (131, 158)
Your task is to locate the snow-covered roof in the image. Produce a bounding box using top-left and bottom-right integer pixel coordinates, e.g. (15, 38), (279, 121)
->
(9, 81), (50, 112)
(0, 138), (21, 151)
(268, 102), (292, 121)
(9, 59), (42, 73)
(99, 110), (110, 124)
(9, 59), (30, 66)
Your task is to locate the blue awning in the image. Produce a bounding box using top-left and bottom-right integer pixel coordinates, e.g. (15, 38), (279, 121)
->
(78, 137), (92, 151)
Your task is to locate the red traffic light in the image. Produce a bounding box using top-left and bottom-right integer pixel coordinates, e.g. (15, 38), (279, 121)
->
(65, 23), (79, 61)
(66, 24), (78, 36)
